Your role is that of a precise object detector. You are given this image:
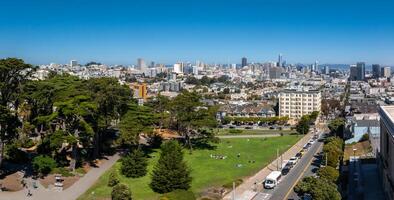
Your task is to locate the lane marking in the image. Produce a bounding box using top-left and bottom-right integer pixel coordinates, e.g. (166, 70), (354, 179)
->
(282, 142), (323, 200)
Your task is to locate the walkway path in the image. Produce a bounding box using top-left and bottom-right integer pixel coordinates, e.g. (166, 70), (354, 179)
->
(223, 121), (325, 200)
(0, 154), (119, 200)
(217, 134), (280, 139)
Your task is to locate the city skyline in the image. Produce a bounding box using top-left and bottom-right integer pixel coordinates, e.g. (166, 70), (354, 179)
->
(1, 0), (394, 65)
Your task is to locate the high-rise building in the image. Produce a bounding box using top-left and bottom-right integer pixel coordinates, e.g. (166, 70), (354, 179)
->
(382, 66), (391, 78)
(372, 64), (381, 79)
(349, 65), (358, 81)
(378, 106), (394, 200)
(356, 62), (365, 81)
(137, 58), (147, 71)
(323, 66), (330, 75)
(173, 63), (183, 74)
(277, 54), (283, 67)
(241, 57), (247, 68)
(279, 87), (321, 119)
(70, 60), (78, 67)
(269, 66), (282, 79)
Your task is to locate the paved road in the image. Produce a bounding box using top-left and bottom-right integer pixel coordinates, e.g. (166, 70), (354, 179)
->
(286, 142), (323, 200)
(252, 137), (323, 200)
(0, 154), (119, 200)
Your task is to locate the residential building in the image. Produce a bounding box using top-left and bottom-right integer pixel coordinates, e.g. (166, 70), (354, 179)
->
(279, 87), (321, 119)
(378, 106), (394, 200)
(130, 83), (147, 100)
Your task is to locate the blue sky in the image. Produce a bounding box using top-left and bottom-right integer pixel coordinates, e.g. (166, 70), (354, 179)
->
(0, 0), (393, 65)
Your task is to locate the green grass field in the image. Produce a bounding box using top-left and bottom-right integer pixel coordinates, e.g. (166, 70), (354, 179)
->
(216, 128), (296, 135)
(78, 135), (301, 200)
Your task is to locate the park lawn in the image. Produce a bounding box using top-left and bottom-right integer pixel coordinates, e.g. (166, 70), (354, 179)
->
(216, 128), (296, 135)
(78, 135), (302, 200)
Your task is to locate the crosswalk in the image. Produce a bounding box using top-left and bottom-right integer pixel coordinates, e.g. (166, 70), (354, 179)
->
(253, 192), (272, 200)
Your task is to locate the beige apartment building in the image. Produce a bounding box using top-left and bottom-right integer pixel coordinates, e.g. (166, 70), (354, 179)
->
(279, 88), (321, 119)
(378, 106), (394, 200)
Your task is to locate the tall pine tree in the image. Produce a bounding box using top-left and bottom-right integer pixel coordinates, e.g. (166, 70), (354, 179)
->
(150, 140), (192, 193)
(121, 149), (148, 178)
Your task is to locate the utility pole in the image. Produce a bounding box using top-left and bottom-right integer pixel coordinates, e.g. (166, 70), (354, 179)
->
(232, 182), (235, 200)
(276, 148), (279, 171)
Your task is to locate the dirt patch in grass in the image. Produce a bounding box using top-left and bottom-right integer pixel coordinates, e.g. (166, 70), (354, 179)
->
(0, 172), (23, 191)
(39, 174), (80, 189)
(344, 141), (372, 161)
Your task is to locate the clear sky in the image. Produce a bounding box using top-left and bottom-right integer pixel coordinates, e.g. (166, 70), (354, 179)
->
(1, 0), (393, 65)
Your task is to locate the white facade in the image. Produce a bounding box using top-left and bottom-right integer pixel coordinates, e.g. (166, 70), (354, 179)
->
(279, 88), (321, 119)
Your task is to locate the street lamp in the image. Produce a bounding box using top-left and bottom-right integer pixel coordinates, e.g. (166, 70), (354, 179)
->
(353, 148), (357, 159)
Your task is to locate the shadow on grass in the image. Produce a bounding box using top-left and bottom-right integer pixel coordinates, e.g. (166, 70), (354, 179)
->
(190, 138), (218, 151)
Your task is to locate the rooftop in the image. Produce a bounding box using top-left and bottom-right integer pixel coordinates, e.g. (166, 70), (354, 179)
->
(380, 106), (394, 123)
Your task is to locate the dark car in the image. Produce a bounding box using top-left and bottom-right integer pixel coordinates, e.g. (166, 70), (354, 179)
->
(295, 152), (303, 159)
(281, 165), (291, 175)
(302, 193), (313, 200)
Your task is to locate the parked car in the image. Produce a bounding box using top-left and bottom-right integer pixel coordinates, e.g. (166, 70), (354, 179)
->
(281, 164), (291, 175)
(295, 152), (303, 159)
(288, 157), (298, 165)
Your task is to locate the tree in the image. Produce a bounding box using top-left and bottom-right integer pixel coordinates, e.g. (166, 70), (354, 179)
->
(32, 155), (57, 175)
(150, 140), (192, 193)
(118, 105), (154, 145)
(108, 170), (119, 187)
(112, 183), (132, 200)
(121, 149), (148, 178)
(169, 91), (217, 151)
(294, 176), (341, 200)
(328, 118), (345, 137)
(296, 115), (310, 134)
(323, 137), (343, 168)
(317, 166), (339, 182)
(0, 58), (34, 167)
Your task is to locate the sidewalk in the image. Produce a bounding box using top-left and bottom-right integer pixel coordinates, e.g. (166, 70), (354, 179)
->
(0, 154), (119, 200)
(222, 129), (317, 200)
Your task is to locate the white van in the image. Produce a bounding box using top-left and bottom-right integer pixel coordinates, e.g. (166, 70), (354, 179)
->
(264, 171), (282, 189)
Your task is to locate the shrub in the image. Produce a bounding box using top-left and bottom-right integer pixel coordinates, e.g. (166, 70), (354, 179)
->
(161, 190), (196, 200)
(51, 167), (73, 177)
(294, 176), (341, 200)
(359, 133), (370, 142)
(111, 183), (132, 200)
(32, 155), (57, 175)
(108, 170), (119, 187)
(228, 129), (243, 134)
(121, 149), (148, 178)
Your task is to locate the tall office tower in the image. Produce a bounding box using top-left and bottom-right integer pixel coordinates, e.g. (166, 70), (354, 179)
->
(349, 65), (358, 81)
(150, 61), (155, 68)
(70, 60), (78, 67)
(382, 66), (391, 78)
(356, 62), (365, 81)
(314, 61), (319, 72)
(241, 57), (247, 68)
(173, 63), (183, 74)
(137, 58), (147, 71)
(277, 54), (283, 67)
(323, 66), (330, 75)
(269, 66), (282, 79)
(372, 64), (381, 79)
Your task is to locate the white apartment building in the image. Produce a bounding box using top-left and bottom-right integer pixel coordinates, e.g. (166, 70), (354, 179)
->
(279, 87), (321, 119)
